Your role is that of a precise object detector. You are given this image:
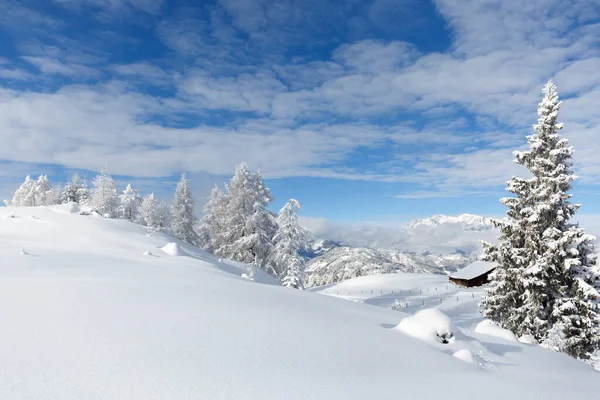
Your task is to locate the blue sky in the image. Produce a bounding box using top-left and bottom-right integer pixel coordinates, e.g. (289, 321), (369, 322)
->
(1, 0), (600, 225)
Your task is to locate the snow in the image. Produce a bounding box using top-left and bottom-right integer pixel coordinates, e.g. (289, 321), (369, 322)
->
(0, 205), (598, 399)
(453, 349), (484, 366)
(160, 242), (188, 256)
(396, 308), (456, 344)
(449, 260), (496, 280)
(475, 320), (519, 342)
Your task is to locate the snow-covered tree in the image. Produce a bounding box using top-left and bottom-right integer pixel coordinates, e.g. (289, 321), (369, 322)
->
(91, 170), (119, 218)
(140, 193), (160, 231)
(7, 175), (36, 206)
(270, 199), (311, 286)
(46, 184), (62, 206)
(119, 183), (142, 221)
(34, 175), (53, 206)
(198, 186), (228, 253)
(216, 164), (278, 272)
(171, 174), (199, 245)
(281, 262), (304, 289)
(61, 173), (90, 204)
(157, 200), (172, 232)
(7, 175), (56, 206)
(481, 81), (600, 359)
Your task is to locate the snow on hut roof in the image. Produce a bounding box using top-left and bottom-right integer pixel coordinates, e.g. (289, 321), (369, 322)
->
(449, 261), (496, 280)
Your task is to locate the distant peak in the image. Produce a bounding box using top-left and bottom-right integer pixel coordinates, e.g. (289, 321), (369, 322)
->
(405, 214), (494, 231)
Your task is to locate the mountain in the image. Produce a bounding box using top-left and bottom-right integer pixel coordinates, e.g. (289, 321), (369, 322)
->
(300, 238), (346, 259)
(404, 213), (495, 231)
(305, 246), (430, 287)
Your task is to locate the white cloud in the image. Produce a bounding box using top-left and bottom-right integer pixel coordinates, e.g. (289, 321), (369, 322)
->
(1, 0), (600, 202)
(299, 215), (498, 254)
(22, 56), (101, 78)
(54, 0), (165, 16)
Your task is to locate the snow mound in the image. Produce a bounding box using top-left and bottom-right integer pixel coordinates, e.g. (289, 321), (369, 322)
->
(518, 335), (538, 345)
(475, 320), (518, 342)
(142, 251), (154, 257)
(3, 214), (18, 219)
(160, 242), (188, 256)
(453, 349), (484, 366)
(19, 248), (30, 256)
(396, 308), (457, 344)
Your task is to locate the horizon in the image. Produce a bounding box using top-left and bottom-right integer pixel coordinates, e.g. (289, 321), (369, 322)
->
(1, 0), (600, 226)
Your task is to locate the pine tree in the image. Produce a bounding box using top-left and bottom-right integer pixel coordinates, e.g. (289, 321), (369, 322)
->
(140, 193), (160, 231)
(157, 200), (172, 232)
(171, 174), (199, 245)
(198, 186), (228, 252)
(34, 175), (52, 206)
(282, 262), (304, 289)
(91, 170), (119, 218)
(216, 164), (278, 272)
(119, 183), (142, 221)
(61, 173), (90, 204)
(271, 199), (311, 285)
(7, 175), (36, 206)
(481, 81), (600, 359)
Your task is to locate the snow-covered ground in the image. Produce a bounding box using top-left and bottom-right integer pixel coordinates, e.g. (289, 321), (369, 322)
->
(0, 205), (598, 399)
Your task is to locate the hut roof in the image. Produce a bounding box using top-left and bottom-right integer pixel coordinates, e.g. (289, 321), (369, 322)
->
(450, 261), (496, 280)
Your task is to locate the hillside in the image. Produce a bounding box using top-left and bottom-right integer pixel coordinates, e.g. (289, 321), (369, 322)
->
(0, 205), (598, 399)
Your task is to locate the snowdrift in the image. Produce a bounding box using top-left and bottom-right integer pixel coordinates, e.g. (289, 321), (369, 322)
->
(0, 205), (597, 400)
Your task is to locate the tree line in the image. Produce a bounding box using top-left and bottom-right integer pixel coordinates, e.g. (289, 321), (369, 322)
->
(5, 164), (312, 289)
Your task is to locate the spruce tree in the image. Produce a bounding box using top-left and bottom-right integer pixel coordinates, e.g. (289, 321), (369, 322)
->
(481, 81), (600, 359)
(8, 175), (36, 206)
(216, 164), (278, 273)
(171, 174), (199, 245)
(119, 183), (142, 221)
(198, 186), (228, 253)
(271, 199), (311, 284)
(91, 170), (119, 218)
(34, 175), (53, 206)
(61, 173), (89, 204)
(140, 193), (160, 231)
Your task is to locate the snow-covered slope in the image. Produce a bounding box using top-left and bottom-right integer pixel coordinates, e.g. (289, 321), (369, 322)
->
(405, 213), (495, 231)
(1, 205), (597, 400)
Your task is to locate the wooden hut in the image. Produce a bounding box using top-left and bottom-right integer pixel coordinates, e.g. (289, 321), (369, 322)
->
(449, 261), (496, 288)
